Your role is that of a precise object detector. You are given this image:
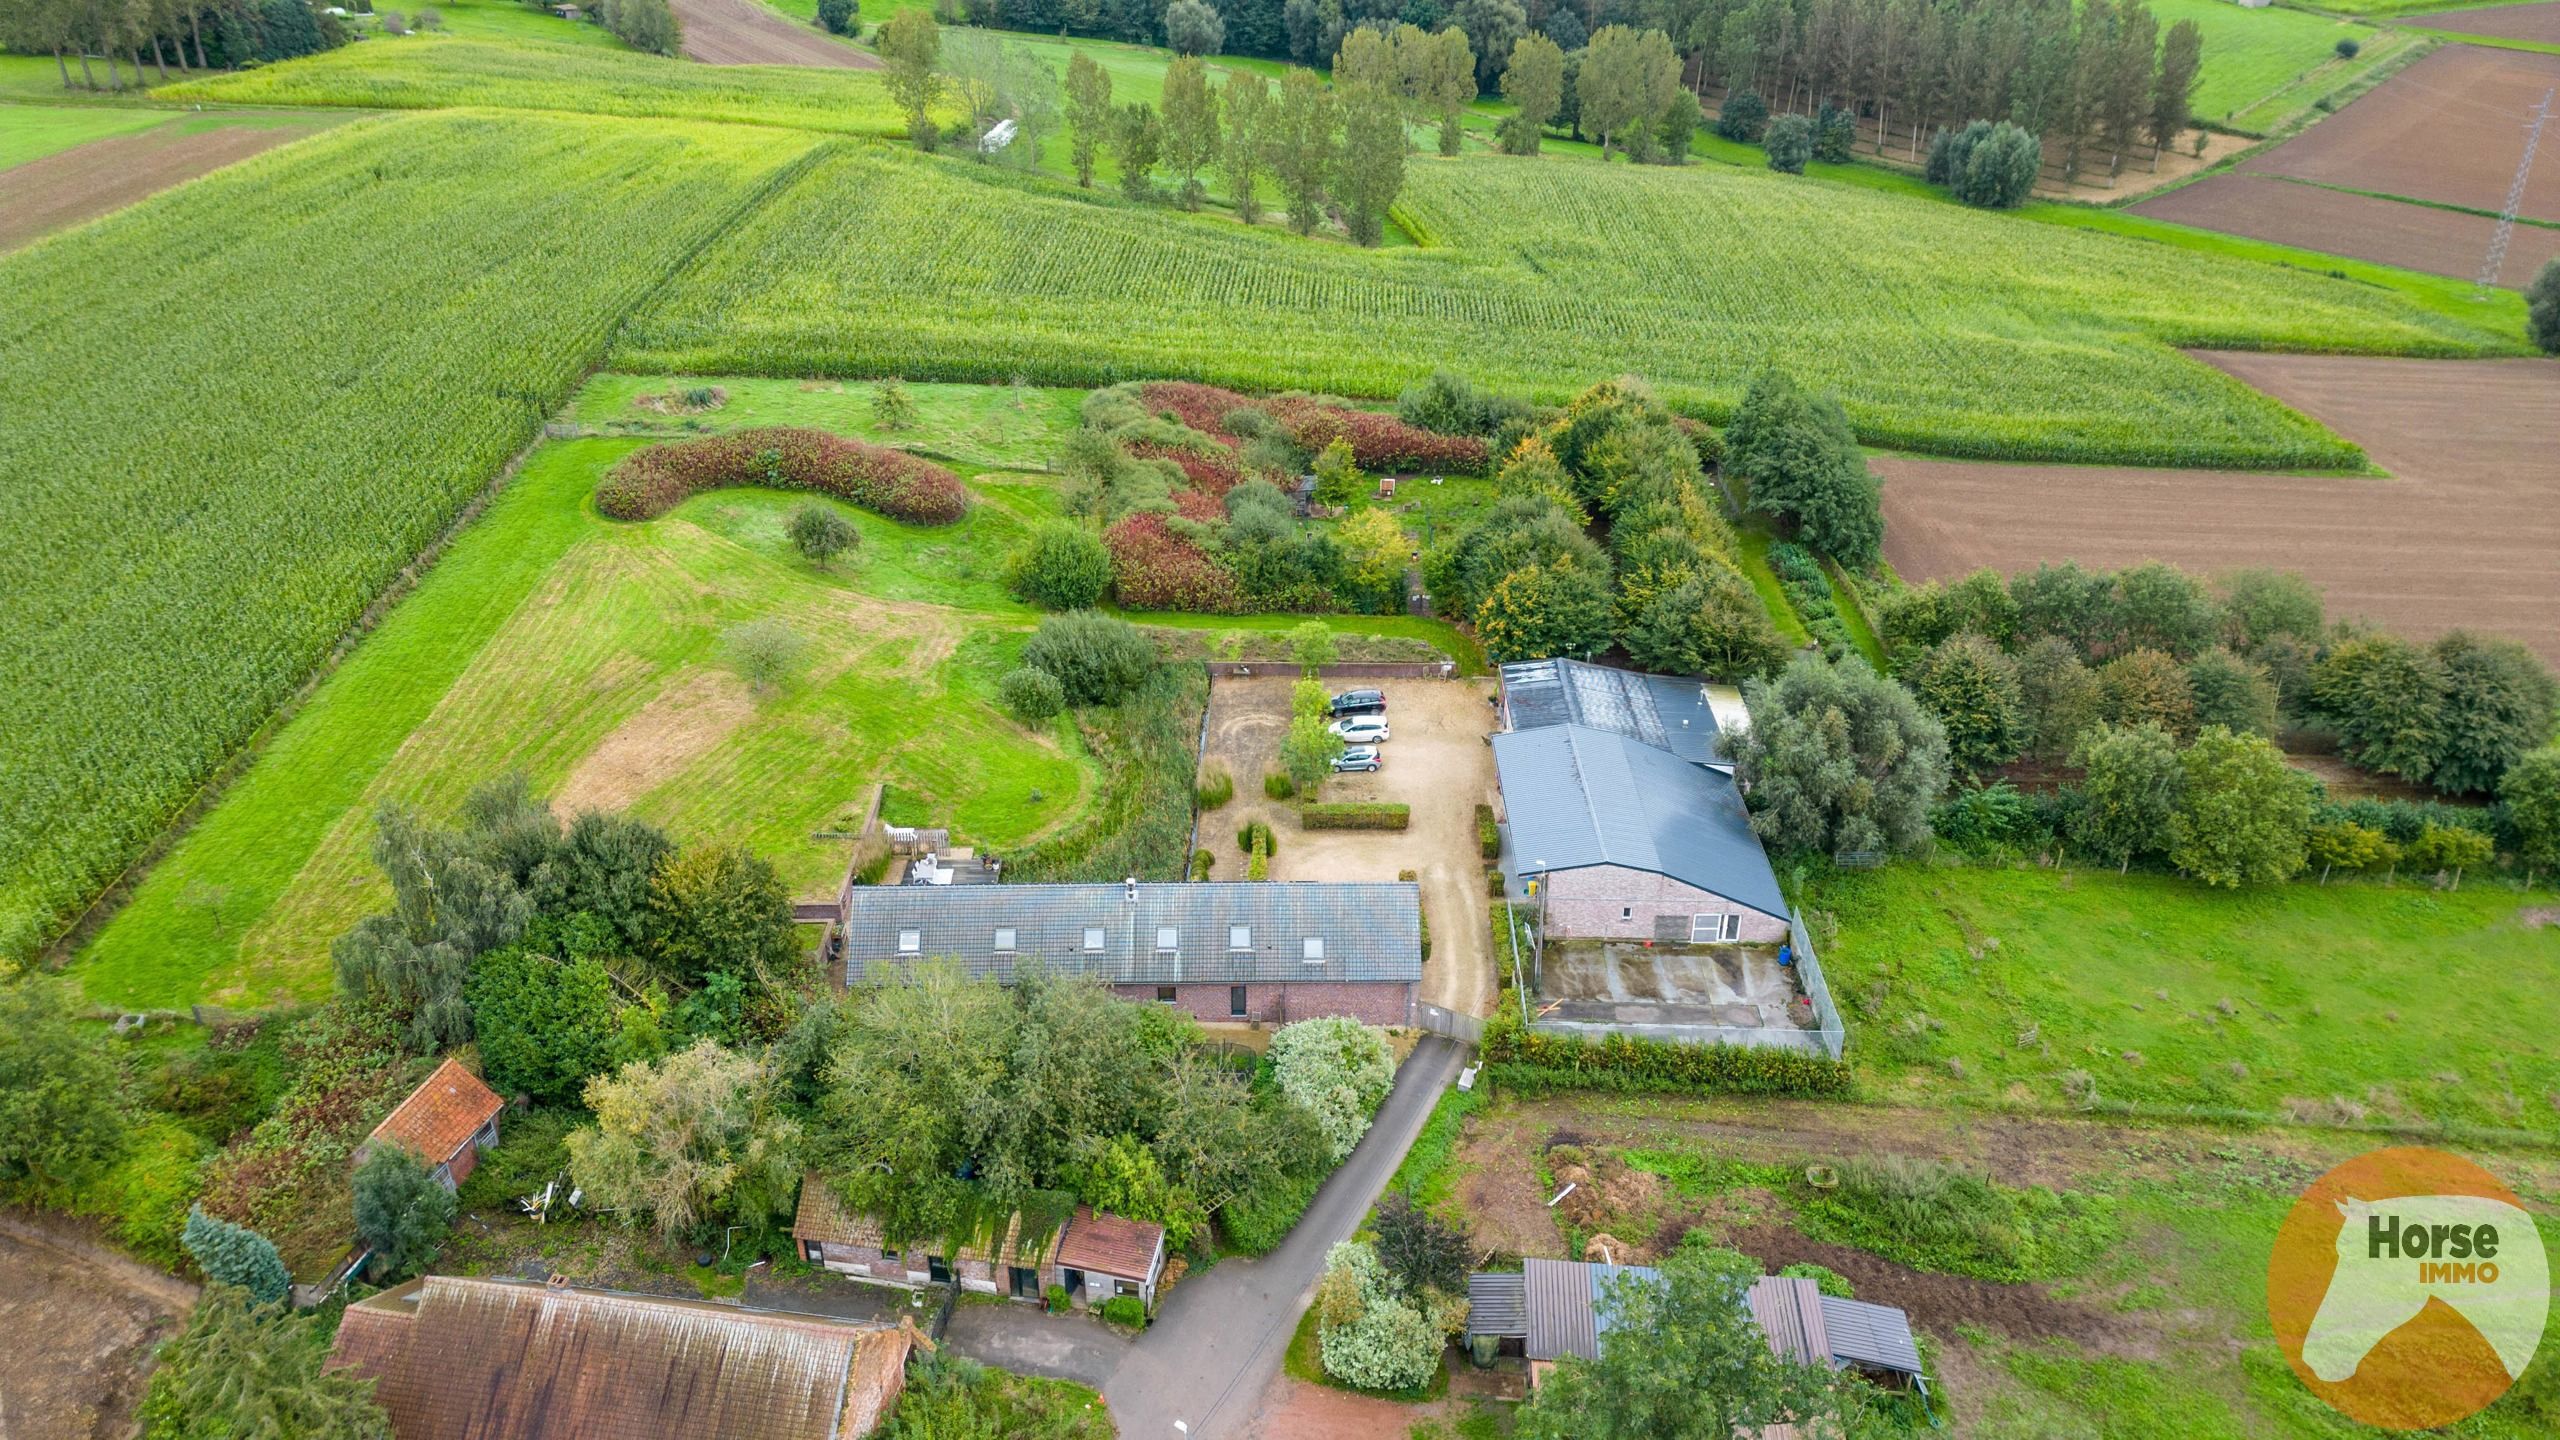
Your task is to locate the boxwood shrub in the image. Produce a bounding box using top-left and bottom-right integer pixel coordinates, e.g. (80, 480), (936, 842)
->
(1481, 1003), (1850, 1097)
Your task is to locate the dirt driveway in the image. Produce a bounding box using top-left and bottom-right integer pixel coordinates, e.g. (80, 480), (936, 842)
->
(0, 1213), (196, 1440)
(1200, 676), (1500, 1017)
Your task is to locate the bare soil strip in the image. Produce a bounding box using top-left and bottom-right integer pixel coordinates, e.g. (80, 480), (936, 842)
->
(669, 0), (880, 68)
(2132, 172), (2560, 284)
(1881, 352), (2560, 665)
(2240, 44), (2560, 224)
(2406, 2), (2560, 46)
(0, 1213), (195, 1440)
(0, 118), (338, 251)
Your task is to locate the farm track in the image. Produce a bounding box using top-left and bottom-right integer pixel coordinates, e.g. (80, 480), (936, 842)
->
(670, 0), (879, 67)
(2239, 44), (2560, 224)
(1880, 351), (2560, 665)
(0, 119), (336, 251)
(2131, 173), (2560, 285)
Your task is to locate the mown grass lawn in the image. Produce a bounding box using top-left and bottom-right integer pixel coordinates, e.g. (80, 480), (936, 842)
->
(566, 373), (1084, 470)
(1805, 862), (2560, 1138)
(0, 103), (171, 169)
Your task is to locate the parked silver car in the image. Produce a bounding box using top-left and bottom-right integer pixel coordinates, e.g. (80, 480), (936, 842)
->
(1328, 715), (1390, 744)
(1331, 745), (1382, 773)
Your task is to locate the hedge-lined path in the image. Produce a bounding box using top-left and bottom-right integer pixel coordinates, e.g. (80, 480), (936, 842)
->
(1104, 1037), (1469, 1439)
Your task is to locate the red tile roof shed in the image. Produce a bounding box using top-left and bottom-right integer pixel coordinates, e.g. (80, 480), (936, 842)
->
(1055, 1206), (1163, 1281)
(368, 1058), (503, 1165)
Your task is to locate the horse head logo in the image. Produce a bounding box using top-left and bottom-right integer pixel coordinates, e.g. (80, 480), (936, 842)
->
(2300, 1193), (2549, 1386)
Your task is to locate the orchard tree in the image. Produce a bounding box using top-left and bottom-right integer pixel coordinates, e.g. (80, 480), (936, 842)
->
(1064, 51), (1113, 187)
(2067, 721), (2181, 870)
(1722, 655), (1951, 856)
(787, 502), (857, 569)
(2168, 726), (2311, 887)
(724, 618), (807, 695)
(0, 980), (129, 1188)
(999, 665), (1067, 721)
(1499, 33), (1565, 154)
(351, 1144), (457, 1281)
(1903, 634), (2024, 776)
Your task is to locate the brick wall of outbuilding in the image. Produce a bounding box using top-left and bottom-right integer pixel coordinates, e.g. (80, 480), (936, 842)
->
(1537, 866), (1786, 943)
(1111, 981), (1413, 1028)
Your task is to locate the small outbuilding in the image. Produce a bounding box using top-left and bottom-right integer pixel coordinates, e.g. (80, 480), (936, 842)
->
(791, 1178), (1168, 1313)
(358, 1057), (503, 1189)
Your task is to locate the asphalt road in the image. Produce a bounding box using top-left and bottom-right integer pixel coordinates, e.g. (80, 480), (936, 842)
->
(1101, 1036), (1470, 1440)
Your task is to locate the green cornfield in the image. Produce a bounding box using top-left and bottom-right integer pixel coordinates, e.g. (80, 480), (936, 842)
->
(159, 37), (918, 137)
(0, 110), (824, 963)
(619, 146), (2505, 469)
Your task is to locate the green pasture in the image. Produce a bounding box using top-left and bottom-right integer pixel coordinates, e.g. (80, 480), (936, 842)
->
(1806, 861), (2560, 1138)
(0, 103), (170, 168)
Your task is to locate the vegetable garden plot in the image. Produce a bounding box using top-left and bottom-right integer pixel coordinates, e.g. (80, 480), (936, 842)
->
(619, 146), (2504, 473)
(0, 109), (824, 963)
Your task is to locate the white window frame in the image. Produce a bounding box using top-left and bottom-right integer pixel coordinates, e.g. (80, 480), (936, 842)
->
(1156, 926), (1179, 953)
(1302, 937), (1325, 962)
(1083, 927), (1107, 953)
(1229, 924), (1251, 951)
(993, 927), (1017, 953)
(896, 928), (922, 954)
(1691, 913), (1740, 943)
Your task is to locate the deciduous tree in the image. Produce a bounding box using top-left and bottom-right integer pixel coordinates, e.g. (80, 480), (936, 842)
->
(0, 980), (128, 1188)
(467, 947), (623, 1104)
(2168, 726), (2310, 887)
(352, 1143), (457, 1281)
(645, 842), (800, 991)
(1904, 634), (2024, 776)
(333, 802), (531, 1051)
(877, 8), (943, 146)
(1723, 655), (1951, 856)
(1499, 32), (1565, 153)
(1064, 50), (1113, 187)
(2500, 744), (2560, 878)
(2311, 634), (2445, 784)
(1159, 56), (1220, 209)
(787, 502), (857, 569)
(2067, 721), (2180, 870)
(1220, 70), (1272, 222)
(1113, 101), (1162, 199)
(2428, 631), (2559, 796)
(1271, 66), (1338, 235)
(569, 1040), (802, 1241)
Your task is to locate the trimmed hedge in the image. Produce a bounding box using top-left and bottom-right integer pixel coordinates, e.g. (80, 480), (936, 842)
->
(1299, 802), (1411, 830)
(595, 426), (966, 524)
(1482, 1003), (1851, 1097)
(1474, 803), (1500, 860)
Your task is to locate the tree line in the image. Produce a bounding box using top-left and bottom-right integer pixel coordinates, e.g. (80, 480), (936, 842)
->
(0, 0), (347, 86)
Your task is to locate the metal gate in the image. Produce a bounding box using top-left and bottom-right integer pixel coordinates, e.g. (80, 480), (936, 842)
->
(1415, 1003), (1484, 1044)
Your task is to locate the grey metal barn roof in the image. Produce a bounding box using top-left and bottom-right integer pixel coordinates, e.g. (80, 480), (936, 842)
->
(1466, 1273), (1527, 1339)
(1821, 1296), (1925, 1376)
(839, 882), (1422, 988)
(1500, 658), (1721, 765)
(1520, 1257), (1664, 1362)
(1492, 724), (1789, 920)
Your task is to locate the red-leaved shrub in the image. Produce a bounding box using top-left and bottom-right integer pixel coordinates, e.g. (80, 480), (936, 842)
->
(595, 427), (967, 525)
(1138, 381), (1257, 441)
(1265, 398), (1488, 475)
(1172, 488), (1229, 524)
(1104, 512), (1244, 612)
(1132, 442), (1242, 496)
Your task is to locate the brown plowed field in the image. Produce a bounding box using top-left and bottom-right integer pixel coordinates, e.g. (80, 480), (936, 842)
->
(2132, 172), (2560, 283)
(2241, 44), (2560, 223)
(670, 0), (879, 67)
(1881, 352), (2560, 665)
(0, 116), (340, 251)
(2410, 2), (2560, 45)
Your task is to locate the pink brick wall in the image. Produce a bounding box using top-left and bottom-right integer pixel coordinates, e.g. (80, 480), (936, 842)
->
(1112, 981), (1413, 1028)
(1537, 866), (1787, 943)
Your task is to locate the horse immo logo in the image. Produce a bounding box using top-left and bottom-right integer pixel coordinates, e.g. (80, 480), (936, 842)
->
(2270, 1147), (2551, 1430)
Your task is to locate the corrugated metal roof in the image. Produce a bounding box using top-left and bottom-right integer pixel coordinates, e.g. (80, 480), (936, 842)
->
(1523, 1258), (1596, 1362)
(368, 1058), (503, 1165)
(1466, 1272), (1527, 1338)
(1492, 725), (1789, 919)
(1821, 1296), (1924, 1375)
(328, 1275), (910, 1440)
(1747, 1276), (1829, 1366)
(1500, 659), (1721, 765)
(838, 882), (1421, 988)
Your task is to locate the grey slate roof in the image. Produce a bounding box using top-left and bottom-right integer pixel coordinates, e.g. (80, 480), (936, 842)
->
(1492, 724), (1789, 920)
(1821, 1296), (1925, 1376)
(839, 882), (1421, 988)
(1501, 659), (1721, 765)
(1466, 1273), (1527, 1340)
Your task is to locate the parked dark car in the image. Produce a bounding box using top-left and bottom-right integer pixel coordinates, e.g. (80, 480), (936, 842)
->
(1327, 688), (1386, 717)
